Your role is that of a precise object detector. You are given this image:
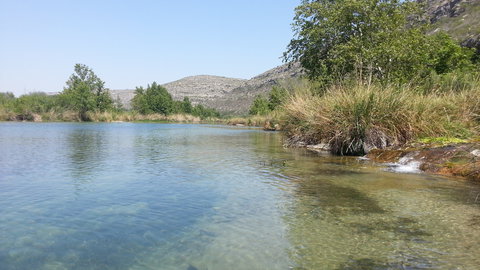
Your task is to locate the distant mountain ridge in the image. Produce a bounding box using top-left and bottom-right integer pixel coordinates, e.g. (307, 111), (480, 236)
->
(111, 62), (303, 114)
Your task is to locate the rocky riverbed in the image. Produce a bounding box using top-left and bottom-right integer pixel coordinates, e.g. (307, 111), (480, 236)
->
(302, 139), (480, 182)
(366, 142), (480, 182)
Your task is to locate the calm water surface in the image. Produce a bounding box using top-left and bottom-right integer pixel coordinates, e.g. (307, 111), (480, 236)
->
(0, 123), (479, 270)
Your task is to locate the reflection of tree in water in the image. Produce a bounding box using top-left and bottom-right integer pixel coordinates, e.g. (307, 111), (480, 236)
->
(67, 127), (106, 190)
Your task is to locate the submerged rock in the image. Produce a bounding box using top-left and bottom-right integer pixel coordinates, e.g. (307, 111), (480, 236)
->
(306, 143), (331, 153)
(263, 120), (281, 131)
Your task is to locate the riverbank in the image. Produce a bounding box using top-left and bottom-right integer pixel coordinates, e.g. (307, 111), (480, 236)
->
(0, 110), (223, 124)
(1, 110), (280, 129)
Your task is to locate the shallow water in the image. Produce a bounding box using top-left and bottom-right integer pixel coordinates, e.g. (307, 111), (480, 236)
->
(0, 123), (479, 270)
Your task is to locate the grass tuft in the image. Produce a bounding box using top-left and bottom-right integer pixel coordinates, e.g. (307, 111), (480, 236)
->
(283, 80), (480, 155)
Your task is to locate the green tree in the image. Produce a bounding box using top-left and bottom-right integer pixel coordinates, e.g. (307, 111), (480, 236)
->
(191, 104), (220, 118)
(284, 0), (473, 84)
(132, 82), (174, 115)
(61, 64), (113, 120)
(182, 97), (193, 114)
(249, 95), (270, 115)
(429, 33), (476, 74)
(14, 92), (56, 115)
(268, 86), (289, 111)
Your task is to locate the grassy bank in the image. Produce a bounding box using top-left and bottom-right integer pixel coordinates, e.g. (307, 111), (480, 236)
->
(281, 78), (480, 155)
(0, 110), (222, 124)
(0, 109), (275, 127)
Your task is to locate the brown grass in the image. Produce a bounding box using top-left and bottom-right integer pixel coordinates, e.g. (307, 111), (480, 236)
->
(283, 81), (480, 155)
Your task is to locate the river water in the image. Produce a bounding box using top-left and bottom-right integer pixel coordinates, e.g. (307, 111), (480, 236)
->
(0, 123), (479, 270)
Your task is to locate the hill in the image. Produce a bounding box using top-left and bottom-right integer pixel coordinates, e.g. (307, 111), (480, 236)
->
(111, 62), (303, 114)
(421, 0), (480, 51)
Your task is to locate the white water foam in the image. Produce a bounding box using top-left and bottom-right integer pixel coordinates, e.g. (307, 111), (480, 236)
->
(385, 155), (422, 173)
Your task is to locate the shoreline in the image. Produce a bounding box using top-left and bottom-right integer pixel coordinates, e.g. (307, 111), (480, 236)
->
(301, 140), (480, 182)
(365, 143), (480, 182)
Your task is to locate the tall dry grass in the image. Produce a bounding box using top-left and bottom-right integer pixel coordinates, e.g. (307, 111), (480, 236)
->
(86, 111), (205, 123)
(283, 81), (480, 155)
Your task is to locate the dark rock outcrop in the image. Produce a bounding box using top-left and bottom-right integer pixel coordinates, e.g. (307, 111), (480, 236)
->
(420, 0), (480, 52)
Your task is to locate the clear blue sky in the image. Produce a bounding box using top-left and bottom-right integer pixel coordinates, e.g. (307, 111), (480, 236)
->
(0, 0), (300, 96)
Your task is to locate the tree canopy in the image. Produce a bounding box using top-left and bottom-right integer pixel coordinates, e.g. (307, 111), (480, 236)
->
(285, 0), (475, 85)
(132, 82), (174, 115)
(60, 64), (113, 120)
(132, 82), (220, 118)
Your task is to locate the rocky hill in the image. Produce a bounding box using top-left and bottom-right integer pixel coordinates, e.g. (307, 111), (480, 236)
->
(420, 0), (480, 51)
(111, 62), (303, 114)
(202, 62), (303, 114)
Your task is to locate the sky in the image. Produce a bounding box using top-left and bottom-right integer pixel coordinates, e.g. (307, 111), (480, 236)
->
(0, 0), (300, 96)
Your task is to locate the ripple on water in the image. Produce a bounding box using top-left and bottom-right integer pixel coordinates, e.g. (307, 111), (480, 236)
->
(0, 123), (480, 270)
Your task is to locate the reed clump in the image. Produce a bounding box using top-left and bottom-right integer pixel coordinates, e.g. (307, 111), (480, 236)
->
(283, 79), (480, 155)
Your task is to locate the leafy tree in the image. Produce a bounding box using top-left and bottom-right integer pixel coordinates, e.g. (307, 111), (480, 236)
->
(132, 82), (174, 115)
(429, 33), (476, 74)
(268, 86), (289, 111)
(284, 0), (473, 84)
(61, 64), (113, 120)
(132, 85), (220, 118)
(191, 104), (220, 118)
(249, 95), (270, 115)
(182, 97), (193, 114)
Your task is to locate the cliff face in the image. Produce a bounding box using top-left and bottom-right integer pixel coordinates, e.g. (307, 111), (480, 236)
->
(420, 0), (480, 51)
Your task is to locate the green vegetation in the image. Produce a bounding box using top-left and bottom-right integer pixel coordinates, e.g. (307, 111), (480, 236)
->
(285, 0), (476, 86)
(132, 82), (174, 115)
(249, 95), (270, 116)
(282, 81), (480, 154)
(0, 64), (221, 122)
(249, 85), (289, 116)
(274, 0), (480, 155)
(60, 64), (114, 120)
(417, 137), (468, 145)
(131, 82), (220, 119)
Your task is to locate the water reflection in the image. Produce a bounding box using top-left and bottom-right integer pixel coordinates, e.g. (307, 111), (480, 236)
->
(0, 123), (479, 270)
(66, 126), (107, 190)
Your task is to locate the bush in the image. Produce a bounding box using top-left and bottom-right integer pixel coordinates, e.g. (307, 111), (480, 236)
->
(132, 82), (174, 115)
(249, 95), (270, 115)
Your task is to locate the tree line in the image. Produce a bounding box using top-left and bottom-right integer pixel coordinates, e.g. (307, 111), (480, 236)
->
(0, 64), (220, 121)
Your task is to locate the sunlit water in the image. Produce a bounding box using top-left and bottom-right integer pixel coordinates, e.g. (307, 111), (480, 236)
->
(0, 123), (479, 270)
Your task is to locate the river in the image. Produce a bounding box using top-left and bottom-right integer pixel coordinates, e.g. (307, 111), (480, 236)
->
(0, 123), (479, 269)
